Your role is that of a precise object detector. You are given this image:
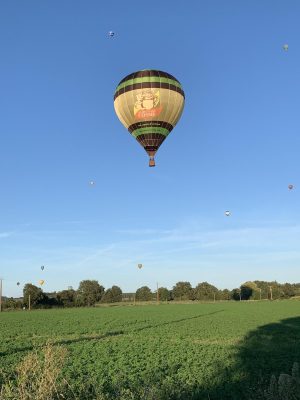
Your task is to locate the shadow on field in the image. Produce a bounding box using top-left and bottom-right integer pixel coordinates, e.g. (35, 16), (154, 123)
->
(178, 316), (300, 400)
(133, 310), (225, 333)
(0, 330), (124, 358)
(0, 311), (224, 358)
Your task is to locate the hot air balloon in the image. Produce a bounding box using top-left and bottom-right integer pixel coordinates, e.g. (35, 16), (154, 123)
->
(41, 265), (44, 271)
(89, 180), (95, 186)
(114, 70), (185, 166)
(137, 264), (143, 269)
(288, 184), (294, 190)
(17, 282), (20, 286)
(283, 44), (289, 51)
(38, 280), (45, 286)
(225, 211), (231, 217)
(108, 31), (115, 38)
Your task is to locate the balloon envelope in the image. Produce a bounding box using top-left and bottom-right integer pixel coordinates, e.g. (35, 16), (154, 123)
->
(288, 184), (294, 190)
(137, 264), (143, 269)
(283, 44), (289, 51)
(114, 70), (185, 166)
(39, 280), (45, 286)
(17, 282), (20, 286)
(225, 211), (231, 216)
(108, 31), (114, 37)
(41, 265), (44, 271)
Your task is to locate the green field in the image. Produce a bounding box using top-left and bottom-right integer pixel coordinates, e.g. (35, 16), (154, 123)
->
(1, 301), (300, 399)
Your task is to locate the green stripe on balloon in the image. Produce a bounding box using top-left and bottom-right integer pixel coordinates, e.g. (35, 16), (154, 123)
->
(115, 77), (182, 93)
(131, 127), (170, 138)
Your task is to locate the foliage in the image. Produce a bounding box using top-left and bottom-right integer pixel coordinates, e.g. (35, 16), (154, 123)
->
(135, 286), (152, 301)
(157, 287), (171, 301)
(76, 280), (105, 306)
(57, 289), (76, 307)
(194, 282), (218, 301)
(1, 302), (300, 399)
(102, 286), (122, 303)
(263, 362), (300, 400)
(23, 284), (44, 308)
(0, 342), (67, 400)
(172, 281), (193, 300)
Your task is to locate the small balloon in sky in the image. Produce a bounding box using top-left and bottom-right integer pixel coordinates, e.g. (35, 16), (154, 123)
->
(17, 282), (20, 286)
(288, 184), (294, 190)
(225, 211), (231, 217)
(39, 280), (45, 286)
(41, 265), (44, 271)
(137, 264), (143, 269)
(89, 180), (95, 186)
(283, 44), (289, 51)
(108, 31), (115, 38)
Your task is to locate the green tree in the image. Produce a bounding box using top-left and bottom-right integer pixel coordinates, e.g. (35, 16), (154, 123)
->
(102, 286), (122, 303)
(194, 282), (218, 301)
(23, 283), (44, 308)
(158, 287), (171, 301)
(231, 288), (241, 301)
(219, 289), (231, 300)
(240, 281), (259, 300)
(57, 289), (76, 307)
(172, 281), (193, 300)
(76, 280), (104, 306)
(135, 286), (152, 301)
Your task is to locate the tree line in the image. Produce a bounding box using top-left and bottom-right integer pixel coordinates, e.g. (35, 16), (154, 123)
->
(2, 279), (300, 310)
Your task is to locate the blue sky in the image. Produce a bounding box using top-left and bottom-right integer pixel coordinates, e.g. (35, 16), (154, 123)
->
(1, 0), (300, 297)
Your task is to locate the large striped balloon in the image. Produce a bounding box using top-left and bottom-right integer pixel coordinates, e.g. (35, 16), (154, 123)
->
(114, 70), (185, 167)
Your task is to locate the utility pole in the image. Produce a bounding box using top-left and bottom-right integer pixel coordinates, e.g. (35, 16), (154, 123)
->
(156, 282), (159, 305)
(269, 286), (273, 301)
(239, 289), (242, 301)
(0, 278), (2, 312)
(28, 294), (31, 311)
(259, 288), (262, 301)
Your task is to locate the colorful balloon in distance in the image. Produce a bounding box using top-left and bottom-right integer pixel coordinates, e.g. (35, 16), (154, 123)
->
(17, 282), (20, 286)
(283, 44), (289, 51)
(108, 31), (115, 38)
(288, 184), (294, 190)
(39, 280), (45, 286)
(137, 264), (143, 269)
(89, 180), (95, 186)
(114, 70), (185, 167)
(225, 211), (231, 217)
(41, 265), (44, 271)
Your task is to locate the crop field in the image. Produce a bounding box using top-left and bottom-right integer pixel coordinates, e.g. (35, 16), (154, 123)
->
(1, 301), (300, 399)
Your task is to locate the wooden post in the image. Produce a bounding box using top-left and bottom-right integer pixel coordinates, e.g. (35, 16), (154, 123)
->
(157, 282), (159, 305)
(28, 294), (31, 311)
(269, 286), (273, 301)
(134, 293), (136, 306)
(213, 293), (216, 303)
(259, 288), (262, 301)
(239, 289), (242, 301)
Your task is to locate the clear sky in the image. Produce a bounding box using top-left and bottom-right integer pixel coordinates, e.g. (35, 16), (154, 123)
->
(1, 0), (300, 297)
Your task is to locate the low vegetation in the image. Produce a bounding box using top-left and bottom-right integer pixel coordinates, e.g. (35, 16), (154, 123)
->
(1, 302), (300, 399)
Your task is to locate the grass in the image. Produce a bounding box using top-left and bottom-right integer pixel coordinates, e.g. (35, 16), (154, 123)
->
(1, 301), (300, 399)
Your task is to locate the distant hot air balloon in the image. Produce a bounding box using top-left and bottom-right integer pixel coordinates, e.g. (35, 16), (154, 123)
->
(41, 265), (44, 271)
(288, 184), (294, 190)
(39, 280), (45, 286)
(108, 31), (115, 38)
(114, 70), (185, 166)
(225, 211), (231, 217)
(283, 44), (289, 51)
(90, 180), (95, 186)
(17, 282), (20, 286)
(137, 264), (143, 269)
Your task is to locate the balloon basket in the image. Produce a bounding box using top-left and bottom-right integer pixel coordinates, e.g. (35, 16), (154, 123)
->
(149, 158), (155, 167)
